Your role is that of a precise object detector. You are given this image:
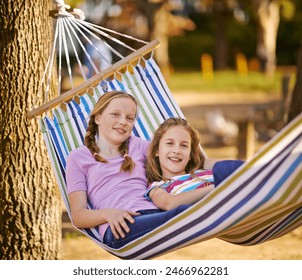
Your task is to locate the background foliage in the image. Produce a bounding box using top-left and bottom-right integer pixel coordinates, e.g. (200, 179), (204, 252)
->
(169, 0), (302, 70)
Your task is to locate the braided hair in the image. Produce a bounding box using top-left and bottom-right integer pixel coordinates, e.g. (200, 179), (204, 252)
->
(84, 91), (137, 172)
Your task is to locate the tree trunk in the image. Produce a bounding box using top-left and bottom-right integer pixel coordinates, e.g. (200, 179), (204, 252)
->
(213, 1), (229, 70)
(0, 0), (62, 259)
(255, 0), (280, 75)
(287, 40), (302, 123)
(150, 1), (195, 80)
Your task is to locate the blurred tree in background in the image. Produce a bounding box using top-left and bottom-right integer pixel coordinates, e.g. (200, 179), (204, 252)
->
(168, 0), (300, 72)
(74, 0), (302, 73)
(73, 0), (302, 128)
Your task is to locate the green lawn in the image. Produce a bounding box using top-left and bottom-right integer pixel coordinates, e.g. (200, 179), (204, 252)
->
(168, 70), (295, 95)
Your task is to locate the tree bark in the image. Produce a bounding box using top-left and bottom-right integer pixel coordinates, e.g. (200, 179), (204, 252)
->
(0, 0), (62, 259)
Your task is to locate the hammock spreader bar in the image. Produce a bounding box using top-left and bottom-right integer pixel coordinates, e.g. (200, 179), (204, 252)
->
(27, 39), (159, 120)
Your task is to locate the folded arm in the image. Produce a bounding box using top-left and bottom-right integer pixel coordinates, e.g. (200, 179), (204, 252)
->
(148, 186), (214, 211)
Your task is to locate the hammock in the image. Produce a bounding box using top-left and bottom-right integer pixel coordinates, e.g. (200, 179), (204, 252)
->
(27, 1), (302, 260)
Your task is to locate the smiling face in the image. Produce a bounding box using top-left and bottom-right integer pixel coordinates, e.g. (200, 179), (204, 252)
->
(95, 97), (137, 146)
(156, 125), (191, 179)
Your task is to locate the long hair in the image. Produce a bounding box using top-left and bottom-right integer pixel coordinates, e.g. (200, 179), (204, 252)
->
(84, 91), (138, 172)
(146, 117), (205, 183)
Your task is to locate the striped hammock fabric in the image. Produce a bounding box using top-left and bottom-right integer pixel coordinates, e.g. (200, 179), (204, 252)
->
(30, 2), (302, 259)
(40, 56), (302, 260)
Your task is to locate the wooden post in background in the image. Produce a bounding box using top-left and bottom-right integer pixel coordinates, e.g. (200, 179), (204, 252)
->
(201, 53), (214, 80)
(236, 53), (248, 76)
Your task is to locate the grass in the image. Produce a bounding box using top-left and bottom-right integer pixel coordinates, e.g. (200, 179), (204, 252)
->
(168, 70), (295, 95)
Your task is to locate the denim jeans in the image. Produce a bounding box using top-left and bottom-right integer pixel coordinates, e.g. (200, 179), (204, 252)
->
(212, 160), (244, 186)
(103, 204), (190, 249)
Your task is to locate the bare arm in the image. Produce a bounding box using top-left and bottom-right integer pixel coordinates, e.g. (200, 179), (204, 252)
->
(149, 186), (214, 211)
(69, 191), (140, 239)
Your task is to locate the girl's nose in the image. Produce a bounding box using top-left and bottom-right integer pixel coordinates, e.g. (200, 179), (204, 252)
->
(119, 116), (126, 125)
(172, 146), (180, 154)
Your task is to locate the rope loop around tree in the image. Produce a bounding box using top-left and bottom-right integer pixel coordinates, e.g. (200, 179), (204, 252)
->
(53, 0), (85, 20)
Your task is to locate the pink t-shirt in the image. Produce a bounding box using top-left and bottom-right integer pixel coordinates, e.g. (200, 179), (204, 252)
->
(66, 136), (158, 239)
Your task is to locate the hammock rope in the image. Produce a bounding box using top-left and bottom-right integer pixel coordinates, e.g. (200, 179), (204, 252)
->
(28, 0), (302, 260)
(30, 0), (153, 118)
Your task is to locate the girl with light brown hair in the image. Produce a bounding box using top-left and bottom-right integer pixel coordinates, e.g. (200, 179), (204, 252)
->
(145, 117), (216, 210)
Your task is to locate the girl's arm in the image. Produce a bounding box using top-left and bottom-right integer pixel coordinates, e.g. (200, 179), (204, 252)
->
(148, 186), (214, 211)
(69, 191), (140, 239)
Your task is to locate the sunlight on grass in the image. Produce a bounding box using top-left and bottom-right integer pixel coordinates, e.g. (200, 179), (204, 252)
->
(168, 70), (285, 94)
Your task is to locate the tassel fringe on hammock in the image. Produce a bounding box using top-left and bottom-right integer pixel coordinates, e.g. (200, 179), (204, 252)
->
(28, 1), (302, 259)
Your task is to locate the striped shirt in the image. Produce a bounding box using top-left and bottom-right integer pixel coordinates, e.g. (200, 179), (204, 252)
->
(144, 169), (214, 199)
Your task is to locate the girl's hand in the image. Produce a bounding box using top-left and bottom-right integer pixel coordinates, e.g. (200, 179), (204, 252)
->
(103, 209), (140, 239)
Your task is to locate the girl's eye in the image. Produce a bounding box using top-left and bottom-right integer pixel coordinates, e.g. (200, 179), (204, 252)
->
(127, 117), (135, 122)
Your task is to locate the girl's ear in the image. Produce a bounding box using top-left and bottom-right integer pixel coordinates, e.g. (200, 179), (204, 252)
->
(95, 114), (101, 125)
(155, 150), (159, 157)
